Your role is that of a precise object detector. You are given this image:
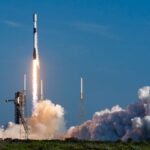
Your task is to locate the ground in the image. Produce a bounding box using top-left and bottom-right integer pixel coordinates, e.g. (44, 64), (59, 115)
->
(0, 139), (149, 150)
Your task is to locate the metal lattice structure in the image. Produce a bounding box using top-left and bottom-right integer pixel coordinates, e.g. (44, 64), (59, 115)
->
(5, 91), (29, 139)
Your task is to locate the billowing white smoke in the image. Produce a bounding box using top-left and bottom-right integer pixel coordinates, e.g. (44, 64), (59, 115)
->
(0, 100), (66, 139)
(67, 86), (150, 141)
(138, 86), (150, 101)
(29, 100), (66, 139)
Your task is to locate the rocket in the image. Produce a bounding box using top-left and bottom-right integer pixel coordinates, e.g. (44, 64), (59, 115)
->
(32, 13), (43, 106)
(33, 13), (38, 60)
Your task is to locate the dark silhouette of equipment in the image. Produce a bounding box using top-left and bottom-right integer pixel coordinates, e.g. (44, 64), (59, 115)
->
(5, 91), (28, 139)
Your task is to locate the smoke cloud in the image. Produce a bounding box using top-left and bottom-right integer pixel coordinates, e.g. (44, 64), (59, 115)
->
(29, 100), (66, 139)
(0, 100), (66, 139)
(1, 86), (150, 141)
(138, 86), (150, 101)
(67, 86), (150, 141)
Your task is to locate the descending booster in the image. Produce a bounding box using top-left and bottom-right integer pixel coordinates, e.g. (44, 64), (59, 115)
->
(33, 13), (38, 59)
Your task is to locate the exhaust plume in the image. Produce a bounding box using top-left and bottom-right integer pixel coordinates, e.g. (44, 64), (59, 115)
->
(0, 100), (66, 139)
(29, 100), (66, 139)
(32, 59), (39, 112)
(67, 86), (150, 141)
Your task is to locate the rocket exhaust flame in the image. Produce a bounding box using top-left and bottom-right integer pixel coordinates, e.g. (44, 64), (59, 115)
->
(32, 59), (39, 112)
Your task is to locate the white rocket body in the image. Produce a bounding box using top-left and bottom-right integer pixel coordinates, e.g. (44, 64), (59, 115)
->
(33, 13), (39, 62)
(32, 13), (40, 111)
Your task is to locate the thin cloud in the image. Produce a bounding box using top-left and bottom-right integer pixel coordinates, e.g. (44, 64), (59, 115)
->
(73, 22), (119, 40)
(2, 20), (21, 28)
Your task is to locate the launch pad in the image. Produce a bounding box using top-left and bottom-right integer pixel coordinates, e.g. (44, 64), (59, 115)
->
(5, 74), (28, 139)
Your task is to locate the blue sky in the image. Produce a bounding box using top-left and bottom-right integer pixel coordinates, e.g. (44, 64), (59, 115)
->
(0, 0), (150, 127)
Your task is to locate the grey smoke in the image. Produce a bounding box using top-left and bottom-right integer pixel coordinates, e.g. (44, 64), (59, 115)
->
(67, 86), (150, 141)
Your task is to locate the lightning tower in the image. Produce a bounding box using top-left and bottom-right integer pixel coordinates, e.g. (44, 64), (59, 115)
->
(79, 77), (85, 124)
